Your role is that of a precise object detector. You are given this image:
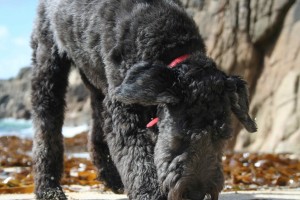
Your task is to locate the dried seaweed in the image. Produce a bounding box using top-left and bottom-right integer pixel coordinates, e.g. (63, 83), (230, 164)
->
(0, 135), (299, 194)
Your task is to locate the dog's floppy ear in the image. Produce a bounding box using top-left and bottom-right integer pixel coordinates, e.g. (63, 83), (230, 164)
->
(115, 62), (180, 105)
(226, 76), (257, 133)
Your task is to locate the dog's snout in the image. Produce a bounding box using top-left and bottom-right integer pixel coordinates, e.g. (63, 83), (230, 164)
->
(185, 190), (206, 200)
(167, 178), (214, 200)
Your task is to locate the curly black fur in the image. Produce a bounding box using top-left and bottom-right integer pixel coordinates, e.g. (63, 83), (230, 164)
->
(31, 0), (256, 199)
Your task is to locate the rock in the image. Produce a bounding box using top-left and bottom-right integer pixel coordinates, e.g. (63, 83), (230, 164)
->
(236, 0), (300, 153)
(0, 67), (91, 126)
(64, 69), (91, 126)
(184, 0), (300, 153)
(0, 67), (32, 119)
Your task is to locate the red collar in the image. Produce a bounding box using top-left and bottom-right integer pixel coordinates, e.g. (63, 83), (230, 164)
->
(146, 54), (190, 128)
(168, 54), (190, 68)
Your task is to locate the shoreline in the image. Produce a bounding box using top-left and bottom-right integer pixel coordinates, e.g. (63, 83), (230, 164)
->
(0, 118), (89, 138)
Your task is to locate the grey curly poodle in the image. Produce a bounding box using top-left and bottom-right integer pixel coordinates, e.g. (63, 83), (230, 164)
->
(31, 0), (257, 199)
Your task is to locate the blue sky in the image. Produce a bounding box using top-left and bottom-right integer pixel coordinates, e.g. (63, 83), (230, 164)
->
(0, 0), (39, 79)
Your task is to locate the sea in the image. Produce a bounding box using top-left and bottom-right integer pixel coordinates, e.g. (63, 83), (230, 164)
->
(0, 118), (89, 138)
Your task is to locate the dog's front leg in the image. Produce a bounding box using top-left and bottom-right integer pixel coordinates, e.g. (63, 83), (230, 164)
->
(103, 98), (165, 200)
(31, 40), (71, 199)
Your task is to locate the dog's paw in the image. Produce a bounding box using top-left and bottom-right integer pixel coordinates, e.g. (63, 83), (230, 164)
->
(35, 187), (67, 200)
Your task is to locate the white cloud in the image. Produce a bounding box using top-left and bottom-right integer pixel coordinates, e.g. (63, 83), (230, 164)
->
(0, 26), (9, 50)
(0, 53), (31, 79)
(0, 26), (9, 38)
(12, 37), (29, 47)
(0, 25), (33, 79)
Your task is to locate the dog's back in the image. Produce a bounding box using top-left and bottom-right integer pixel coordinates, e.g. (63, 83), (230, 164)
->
(33, 0), (205, 92)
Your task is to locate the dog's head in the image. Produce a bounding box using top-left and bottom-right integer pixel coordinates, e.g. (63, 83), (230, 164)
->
(115, 53), (257, 200)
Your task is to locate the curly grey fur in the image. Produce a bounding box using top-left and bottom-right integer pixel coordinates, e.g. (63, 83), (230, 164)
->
(31, 0), (256, 200)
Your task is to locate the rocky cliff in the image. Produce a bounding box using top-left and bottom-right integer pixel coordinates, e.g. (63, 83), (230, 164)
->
(0, 68), (91, 126)
(184, 0), (300, 153)
(0, 68), (32, 119)
(0, 0), (299, 153)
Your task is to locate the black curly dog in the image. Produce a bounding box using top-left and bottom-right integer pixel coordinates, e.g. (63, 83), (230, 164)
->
(31, 0), (257, 199)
